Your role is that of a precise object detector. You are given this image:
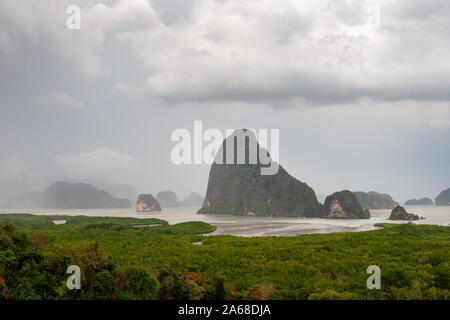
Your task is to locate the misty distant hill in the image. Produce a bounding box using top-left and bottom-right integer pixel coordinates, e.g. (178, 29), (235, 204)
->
(3, 181), (131, 209)
(435, 188), (450, 206)
(179, 192), (204, 207)
(367, 191), (396, 203)
(354, 191), (397, 210)
(156, 191), (178, 207)
(404, 198), (433, 206)
(63, 178), (138, 203)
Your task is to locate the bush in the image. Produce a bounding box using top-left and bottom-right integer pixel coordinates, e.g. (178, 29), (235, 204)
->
(92, 270), (114, 300)
(125, 266), (159, 299)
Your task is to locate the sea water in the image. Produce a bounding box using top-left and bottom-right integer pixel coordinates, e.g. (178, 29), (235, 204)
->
(1, 206), (448, 237)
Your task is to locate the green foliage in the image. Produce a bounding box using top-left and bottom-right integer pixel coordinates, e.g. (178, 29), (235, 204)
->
(124, 266), (159, 299)
(92, 270), (114, 300)
(144, 222), (216, 235)
(0, 215), (449, 300)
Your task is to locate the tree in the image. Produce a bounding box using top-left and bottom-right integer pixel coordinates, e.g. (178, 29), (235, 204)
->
(92, 270), (114, 300)
(126, 266), (159, 299)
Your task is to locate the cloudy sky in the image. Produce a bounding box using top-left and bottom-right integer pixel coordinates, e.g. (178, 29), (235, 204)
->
(1, 0), (449, 204)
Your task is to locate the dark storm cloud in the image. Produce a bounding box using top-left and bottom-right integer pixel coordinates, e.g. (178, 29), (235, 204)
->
(0, 0), (449, 204)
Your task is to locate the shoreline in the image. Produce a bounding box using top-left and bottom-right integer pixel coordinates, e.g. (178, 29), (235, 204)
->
(2, 208), (448, 237)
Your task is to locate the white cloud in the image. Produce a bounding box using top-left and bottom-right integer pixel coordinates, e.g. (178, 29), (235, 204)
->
(0, 0), (160, 79)
(55, 147), (138, 180)
(113, 83), (143, 96)
(48, 92), (86, 109)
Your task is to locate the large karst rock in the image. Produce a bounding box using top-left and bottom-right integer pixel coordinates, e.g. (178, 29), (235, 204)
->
(136, 194), (161, 212)
(197, 129), (322, 217)
(321, 190), (370, 219)
(435, 188), (450, 206)
(156, 191), (178, 207)
(354, 191), (397, 210)
(404, 198), (433, 206)
(388, 205), (420, 221)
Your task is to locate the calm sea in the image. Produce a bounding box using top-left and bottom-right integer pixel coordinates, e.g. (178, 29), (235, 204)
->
(1, 206), (449, 237)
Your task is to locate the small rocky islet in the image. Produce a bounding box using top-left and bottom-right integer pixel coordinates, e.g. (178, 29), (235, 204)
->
(136, 194), (161, 212)
(388, 205), (420, 221)
(321, 190), (370, 219)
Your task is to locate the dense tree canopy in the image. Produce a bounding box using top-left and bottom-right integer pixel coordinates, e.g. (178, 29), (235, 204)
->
(0, 214), (448, 300)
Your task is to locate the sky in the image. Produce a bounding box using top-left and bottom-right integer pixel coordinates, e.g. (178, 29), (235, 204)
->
(1, 0), (450, 204)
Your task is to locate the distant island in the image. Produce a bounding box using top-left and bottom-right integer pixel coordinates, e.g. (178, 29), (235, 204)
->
(435, 188), (450, 206)
(156, 191), (179, 207)
(4, 181), (131, 209)
(179, 192), (204, 207)
(63, 178), (138, 203)
(388, 205), (420, 221)
(354, 191), (397, 210)
(198, 129), (367, 219)
(404, 198), (434, 206)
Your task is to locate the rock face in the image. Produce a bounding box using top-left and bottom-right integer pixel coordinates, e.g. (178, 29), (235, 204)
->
(321, 190), (370, 219)
(43, 181), (132, 209)
(136, 194), (161, 212)
(156, 191), (178, 207)
(435, 188), (450, 206)
(179, 192), (204, 207)
(198, 129), (322, 217)
(404, 198), (433, 206)
(354, 191), (397, 209)
(388, 205), (420, 221)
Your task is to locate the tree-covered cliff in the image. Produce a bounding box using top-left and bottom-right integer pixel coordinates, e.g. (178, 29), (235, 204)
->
(198, 129), (322, 217)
